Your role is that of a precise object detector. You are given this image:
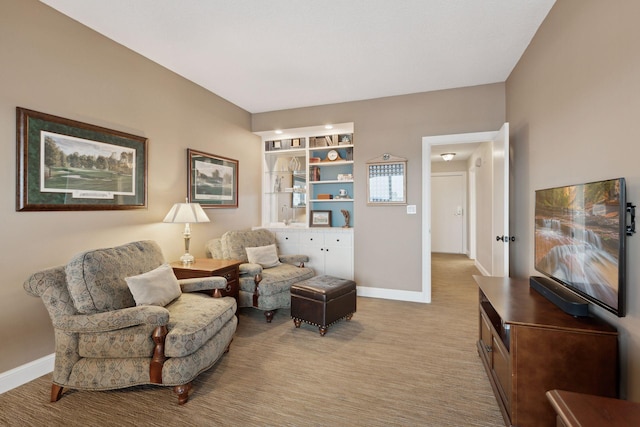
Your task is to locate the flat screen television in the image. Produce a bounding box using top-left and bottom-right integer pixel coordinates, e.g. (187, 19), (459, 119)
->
(534, 178), (627, 317)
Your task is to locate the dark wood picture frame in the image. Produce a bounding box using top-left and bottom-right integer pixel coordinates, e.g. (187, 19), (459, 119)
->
(16, 107), (148, 211)
(310, 210), (332, 227)
(187, 149), (238, 208)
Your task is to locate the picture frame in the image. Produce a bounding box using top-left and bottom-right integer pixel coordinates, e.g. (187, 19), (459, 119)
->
(292, 138), (301, 147)
(272, 140), (281, 150)
(16, 107), (148, 211)
(366, 153), (407, 205)
(310, 210), (332, 227)
(188, 149), (238, 208)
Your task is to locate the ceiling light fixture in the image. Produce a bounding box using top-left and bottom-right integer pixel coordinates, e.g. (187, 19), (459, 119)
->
(274, 130), (283, 135)
(441, 153), (456, 162)
(324, 124), (333, 130)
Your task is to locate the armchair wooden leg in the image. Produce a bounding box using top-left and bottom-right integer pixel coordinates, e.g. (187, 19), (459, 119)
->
(150, 325), (168, 383)
(264, 310), (275, 323)
(174, 383), (192, 405)
(50, 384), (64, 402)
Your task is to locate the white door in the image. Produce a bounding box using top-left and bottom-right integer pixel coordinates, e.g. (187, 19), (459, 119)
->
(431, 173), (465, 253)
(492, 123), (509, 277)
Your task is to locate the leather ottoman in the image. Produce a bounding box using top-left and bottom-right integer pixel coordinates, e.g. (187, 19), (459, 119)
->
(291, 275), (356, 336)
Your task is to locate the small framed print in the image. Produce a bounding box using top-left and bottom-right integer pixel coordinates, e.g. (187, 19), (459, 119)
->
(310, 210), (332, 227)
(292, 138), (301, 147)
(272, 140), (281, 150)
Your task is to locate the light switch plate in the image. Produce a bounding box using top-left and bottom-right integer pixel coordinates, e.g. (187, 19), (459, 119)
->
(407, 205), (416, 214)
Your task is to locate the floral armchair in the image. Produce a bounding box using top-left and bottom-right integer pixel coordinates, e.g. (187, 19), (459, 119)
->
(206, 228), (314, 322)
(23, 240), (237, 405)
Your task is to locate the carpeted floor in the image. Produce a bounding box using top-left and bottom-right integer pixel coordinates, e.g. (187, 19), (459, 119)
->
(0, 253), (503, 426)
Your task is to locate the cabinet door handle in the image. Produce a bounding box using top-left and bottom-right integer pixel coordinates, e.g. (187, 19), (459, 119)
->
(485, 344), (492, 353)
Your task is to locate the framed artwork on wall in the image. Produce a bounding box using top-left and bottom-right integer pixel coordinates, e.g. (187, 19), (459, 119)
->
(366, 153), (407, 205)
(16, 107), (148, 211)
(310, 210), (331, 227)
(187, 149), (238, 208)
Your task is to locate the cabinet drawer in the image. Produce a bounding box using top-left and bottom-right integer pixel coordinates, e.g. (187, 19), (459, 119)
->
(274, 230), (299, 245)
(299, 231), (323, 246)
(324, 232), (352, 247)
(216, 266), (238, 284)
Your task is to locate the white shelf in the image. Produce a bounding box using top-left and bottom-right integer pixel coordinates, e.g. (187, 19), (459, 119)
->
(265, 148), (306, 155)
(309, 160), (354, 167)
(310, 199), (353, 202)
(310, 180), (353, 185)
(309, 144), (354, 151)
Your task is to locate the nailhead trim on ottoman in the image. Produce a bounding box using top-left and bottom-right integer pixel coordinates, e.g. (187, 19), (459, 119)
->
(290, 275), (356, 336)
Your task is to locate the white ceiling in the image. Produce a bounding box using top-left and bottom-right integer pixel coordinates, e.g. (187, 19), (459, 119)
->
(39, 0), (556, 114)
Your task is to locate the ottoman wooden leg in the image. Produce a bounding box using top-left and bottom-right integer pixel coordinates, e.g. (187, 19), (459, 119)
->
(346, 313), (353, 321)
(293, 318), (301, 328)
(264, 310), (275, 323)
(319, 326), (327, 336)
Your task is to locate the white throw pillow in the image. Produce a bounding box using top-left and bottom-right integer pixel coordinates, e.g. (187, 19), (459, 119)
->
(245, 244), (281, 269)
(125, 263), (181, 306)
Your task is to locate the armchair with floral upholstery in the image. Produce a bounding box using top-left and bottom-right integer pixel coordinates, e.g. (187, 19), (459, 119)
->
(23, 240), (237, 405)
(206, 228), (314, 322)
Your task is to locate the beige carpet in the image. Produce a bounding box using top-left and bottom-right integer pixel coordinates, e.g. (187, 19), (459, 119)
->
(0, 253), (503, 426)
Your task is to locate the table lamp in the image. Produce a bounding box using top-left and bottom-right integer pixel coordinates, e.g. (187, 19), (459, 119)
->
(163, 199), (210, 265)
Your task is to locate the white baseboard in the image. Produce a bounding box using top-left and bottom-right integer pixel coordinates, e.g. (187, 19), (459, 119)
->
(0, 354), (54, 394)
(357, 286), (428, 303)
(474, 260), (490, 276)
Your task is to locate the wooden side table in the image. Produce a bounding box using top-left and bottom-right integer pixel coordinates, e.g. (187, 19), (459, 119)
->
(170, 259), (242, 305)
(547, 389), (640, 427)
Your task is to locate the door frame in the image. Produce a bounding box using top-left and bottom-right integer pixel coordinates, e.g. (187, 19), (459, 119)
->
(421, 130), (498, 303)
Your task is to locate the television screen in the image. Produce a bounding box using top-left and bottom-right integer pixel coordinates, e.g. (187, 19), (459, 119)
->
(534, 178), (626, 317)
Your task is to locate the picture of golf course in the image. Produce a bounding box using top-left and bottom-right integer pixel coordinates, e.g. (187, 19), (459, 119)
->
(194, 159), (233, 201)
(41, 131), (136, 196)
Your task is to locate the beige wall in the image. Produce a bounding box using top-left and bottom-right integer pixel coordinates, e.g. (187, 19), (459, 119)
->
(431, 160), (467, 174)
(0, 0), (261, 372)
(253, 85), (505, 293)
(507, 0), (640, 399)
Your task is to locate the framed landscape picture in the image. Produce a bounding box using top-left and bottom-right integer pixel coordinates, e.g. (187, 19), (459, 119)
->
(16, 107), (148, 211)
(310, 210), (331, 227)
(187, 149), (238, 208)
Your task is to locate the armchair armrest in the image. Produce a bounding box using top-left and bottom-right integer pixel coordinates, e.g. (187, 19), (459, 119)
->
(239, 263), (263, 277)
(178, 277), (227, 293)
(53, 305), (169, 333)
(279, 254), (309, 266)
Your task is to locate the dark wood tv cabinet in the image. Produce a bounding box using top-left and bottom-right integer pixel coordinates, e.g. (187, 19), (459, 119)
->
(474, 275), (618, 427)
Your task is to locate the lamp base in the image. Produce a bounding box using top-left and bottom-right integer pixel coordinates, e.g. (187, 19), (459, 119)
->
(180, 253), (195, 265)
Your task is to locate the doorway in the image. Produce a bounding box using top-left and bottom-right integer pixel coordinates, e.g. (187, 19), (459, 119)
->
(421, 125), (509, 303)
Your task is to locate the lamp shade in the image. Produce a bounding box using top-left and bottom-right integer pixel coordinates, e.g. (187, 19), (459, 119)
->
(163, 202), (210, 224)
